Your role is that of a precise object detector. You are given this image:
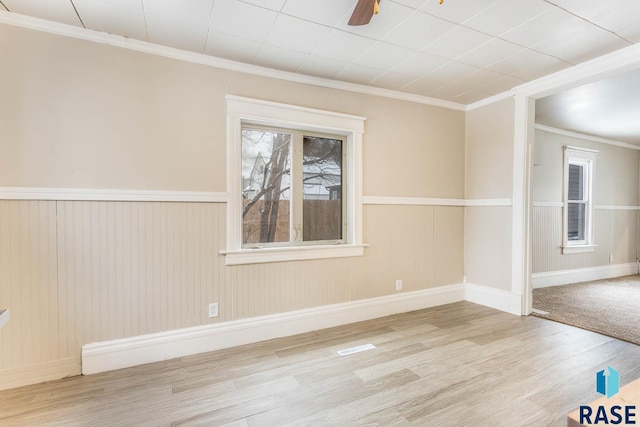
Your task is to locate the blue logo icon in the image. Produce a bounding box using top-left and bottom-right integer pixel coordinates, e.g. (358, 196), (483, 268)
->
(596, 366), (620, 398)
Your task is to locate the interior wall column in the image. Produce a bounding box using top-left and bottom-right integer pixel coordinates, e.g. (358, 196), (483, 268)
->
(512, 95), (535, 315)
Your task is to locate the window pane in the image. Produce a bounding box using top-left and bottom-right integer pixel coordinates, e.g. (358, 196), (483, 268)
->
(242, 129), (291, 244)
(302, 136), (342, 241)
(568, 163), (584, 201)
(567, 202), (586, 241)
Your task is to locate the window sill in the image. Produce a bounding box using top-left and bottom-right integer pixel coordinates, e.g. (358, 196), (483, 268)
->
(221, 244), (367, 266)
(562, 245), (597, 255)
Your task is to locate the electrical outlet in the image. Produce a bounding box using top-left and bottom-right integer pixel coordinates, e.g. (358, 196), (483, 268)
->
(208, 303), (219, 318)
(395, 279), (403, 291)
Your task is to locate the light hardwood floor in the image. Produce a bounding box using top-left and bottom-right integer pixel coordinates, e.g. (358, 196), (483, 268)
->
(1, 301), (640, 426)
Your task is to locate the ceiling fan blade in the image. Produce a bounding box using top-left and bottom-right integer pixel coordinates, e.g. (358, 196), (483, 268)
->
(348, 0), (379, 26)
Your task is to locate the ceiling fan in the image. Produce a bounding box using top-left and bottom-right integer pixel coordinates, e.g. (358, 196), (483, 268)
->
(348, 0), (445, 26)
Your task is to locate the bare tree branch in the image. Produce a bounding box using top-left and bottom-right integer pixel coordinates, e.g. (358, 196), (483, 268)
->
(242, 135), (342, 244)
(243, 150), (339, 218)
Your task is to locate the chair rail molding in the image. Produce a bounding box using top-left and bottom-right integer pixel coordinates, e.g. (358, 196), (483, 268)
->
(0, 187), (229, 203)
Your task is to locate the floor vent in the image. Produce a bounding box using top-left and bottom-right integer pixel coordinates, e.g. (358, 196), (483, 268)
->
(337, 343), (376, 356)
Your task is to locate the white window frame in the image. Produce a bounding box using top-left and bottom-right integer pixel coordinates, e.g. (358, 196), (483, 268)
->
(223, 95), (365, 266)
(562, 145), (598, 255)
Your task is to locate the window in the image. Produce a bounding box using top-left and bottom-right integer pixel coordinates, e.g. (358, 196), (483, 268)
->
(241, 127), (346, 246)
(225, 96), (365, 265)
(563, 146), (597, 254)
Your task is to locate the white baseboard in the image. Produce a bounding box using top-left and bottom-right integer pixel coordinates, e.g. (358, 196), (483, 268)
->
(531, 262), (639, 288)
(0, 358), (80, 391)
(82, 284), (465, 375)
(465, 283), (522, 316)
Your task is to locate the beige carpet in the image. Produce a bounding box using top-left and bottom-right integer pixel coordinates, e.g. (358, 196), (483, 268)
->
(532, 275), (640, 346)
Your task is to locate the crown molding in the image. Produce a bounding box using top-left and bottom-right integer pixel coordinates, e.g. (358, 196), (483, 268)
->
(0, 11), (466, 112)
(465, 90), (514, 111)
(6, 9), (638, 118)
(534, 124), (640, 151)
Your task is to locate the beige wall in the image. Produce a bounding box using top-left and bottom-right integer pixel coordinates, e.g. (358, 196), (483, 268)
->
(531, 129), (639, 273)
(0, 24), (466, 388)
(533, 129), (640, 205)
(465, 98), (515, 200)
(0, 24), (465, 198)
(464, 98), (515, 291)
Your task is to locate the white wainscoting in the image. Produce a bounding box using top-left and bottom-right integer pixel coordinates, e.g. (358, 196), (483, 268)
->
(82, 284), (465, 374)
(531, 262), (639, 288)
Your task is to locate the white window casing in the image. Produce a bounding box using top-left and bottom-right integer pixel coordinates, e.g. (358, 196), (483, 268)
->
(223, 95), (366, 266)
(562, 145), (598, 255)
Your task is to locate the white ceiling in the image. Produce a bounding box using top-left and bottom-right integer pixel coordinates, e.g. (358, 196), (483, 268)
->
(536, 68), (640, 145)
(0, 0), (639, 105)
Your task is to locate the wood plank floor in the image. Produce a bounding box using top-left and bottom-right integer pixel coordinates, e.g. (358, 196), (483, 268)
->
(2, 301), (640, 426)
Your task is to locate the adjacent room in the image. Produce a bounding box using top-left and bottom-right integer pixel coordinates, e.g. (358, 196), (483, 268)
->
(531, 69), (640, 345)
(1, 0), (640, 424)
